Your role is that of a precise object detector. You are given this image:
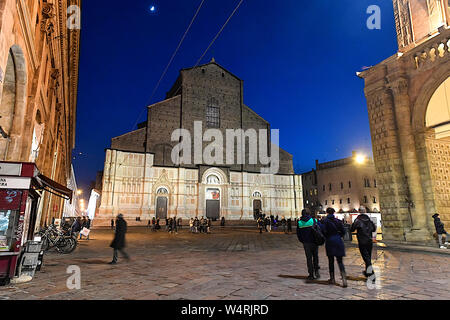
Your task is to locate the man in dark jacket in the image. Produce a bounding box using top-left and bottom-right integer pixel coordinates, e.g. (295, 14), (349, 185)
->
(71, 217), (82, 236)
(109, 214), (129, 264)
(433, 213), (449, 248)
(351, 211), (376, 277)
(297, 208), (321, 280)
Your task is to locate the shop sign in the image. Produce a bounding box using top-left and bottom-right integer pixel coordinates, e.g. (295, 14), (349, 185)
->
(0, 163), (22, 176)
(0, 190), (22, 210)
(0, 176), (31, 189)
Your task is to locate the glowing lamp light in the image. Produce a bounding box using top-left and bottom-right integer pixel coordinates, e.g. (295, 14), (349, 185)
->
(355, 154), (366, 165)
(77, 189), (83, 195)
(149, 5), (156, 12)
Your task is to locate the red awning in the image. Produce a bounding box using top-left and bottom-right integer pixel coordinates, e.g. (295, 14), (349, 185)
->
(35, 174), (73, 200)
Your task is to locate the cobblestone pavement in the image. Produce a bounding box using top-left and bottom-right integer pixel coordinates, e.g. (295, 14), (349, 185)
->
(1, 227), (450, 300)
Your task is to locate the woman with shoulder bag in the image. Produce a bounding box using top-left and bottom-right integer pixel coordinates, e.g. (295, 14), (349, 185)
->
(320, 208), (347, 287)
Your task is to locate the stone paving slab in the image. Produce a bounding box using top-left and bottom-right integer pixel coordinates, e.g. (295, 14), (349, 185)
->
(1, 227), (449, 300)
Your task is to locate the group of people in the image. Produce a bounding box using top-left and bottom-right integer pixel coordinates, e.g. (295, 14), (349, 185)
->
(297, 207), (377, 287)
(165, 217), (182, 233)
(71, 216), (91, 240)
(148, 217), (161, 231)
(106, 211), (449, 269)
(189, 217), (212, 234)
(256, 214), (293, 234)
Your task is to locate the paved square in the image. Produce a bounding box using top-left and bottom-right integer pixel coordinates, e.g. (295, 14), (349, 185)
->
(1, 227), (450, 300)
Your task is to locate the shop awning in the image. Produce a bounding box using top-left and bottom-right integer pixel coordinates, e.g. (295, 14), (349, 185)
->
(35, 174), (73, 201)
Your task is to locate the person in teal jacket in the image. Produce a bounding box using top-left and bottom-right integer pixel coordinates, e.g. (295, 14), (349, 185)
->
(297, 208), (321, 280)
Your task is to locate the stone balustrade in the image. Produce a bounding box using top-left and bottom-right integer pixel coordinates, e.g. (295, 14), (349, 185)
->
(410, 29), (450, 70)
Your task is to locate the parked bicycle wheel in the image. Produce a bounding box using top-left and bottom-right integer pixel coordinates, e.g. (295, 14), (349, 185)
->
(56, 236), (77, 254)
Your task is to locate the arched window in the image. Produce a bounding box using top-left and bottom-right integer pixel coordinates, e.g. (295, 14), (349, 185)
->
(157, 187), (169, 195)
(253, 191), (262, 198)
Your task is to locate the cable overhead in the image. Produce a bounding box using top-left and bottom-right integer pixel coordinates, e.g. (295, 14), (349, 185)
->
(132, 0), (207, 130)
(194, 0), (244, 67)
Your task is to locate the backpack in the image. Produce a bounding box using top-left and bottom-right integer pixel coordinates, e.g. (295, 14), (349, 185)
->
(359, 218), (375, 239)
(311, 219), (325, 246)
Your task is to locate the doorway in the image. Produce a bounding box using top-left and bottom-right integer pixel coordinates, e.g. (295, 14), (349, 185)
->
(206, 200), (220, 220)
(253, 199), (262, 219)
(156, 197), (167, 220)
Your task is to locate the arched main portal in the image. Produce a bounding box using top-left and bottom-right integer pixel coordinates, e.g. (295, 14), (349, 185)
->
(205, 174), (220, 220)
(0, 45), (27, 161)
(423, 76), (450, 226)
(252, 191), (262, 219)
(155, 187), (169, 219)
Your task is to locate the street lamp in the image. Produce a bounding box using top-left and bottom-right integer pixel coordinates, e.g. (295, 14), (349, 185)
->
(77, 189), (83, 195)
(355, 153), (366, 165)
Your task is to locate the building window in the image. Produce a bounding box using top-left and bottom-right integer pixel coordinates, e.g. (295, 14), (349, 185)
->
(314, 189), (317, 195)
(348, 181), (352, 188)
(347, 198), (350, 204)
(373, 197), (377, 204)
(339, 199), (343, 204)
(253, 191), (262, 198)
(340, 182), (344, 189)
(364, 196), (368, 203)
(206, 105), (220, 128)
(323, 185), (325, 191)
(374, 179), (377, 188)
(329, 183), (332, 191)
(157, 187), (169, 195)
(364, 178), (371, 188)
(325, 200), (328, 205)
(332, 200), (335, 205)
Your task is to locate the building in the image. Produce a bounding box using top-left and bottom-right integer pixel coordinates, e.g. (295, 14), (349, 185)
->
(301, 169), (319, 214)
(96, 60), (303, 225)
(315, 152), (380, 214)
(0, 0), (81, 228)
(63, 165), (80, 217)
(301, 151), (380, 215)
(359, 0), (450, 243)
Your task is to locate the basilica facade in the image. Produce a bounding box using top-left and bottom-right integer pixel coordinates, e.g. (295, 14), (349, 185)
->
(96, 61), (303, 225)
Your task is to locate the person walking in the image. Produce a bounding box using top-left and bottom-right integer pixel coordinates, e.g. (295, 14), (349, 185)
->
(207, 218), (212, 234)
(220, 216), (225, 228)
(433, 213), (449, 249)
(194, 217), (200, 233)
(297, 208), (321, 280)
(71, 217), (82, 238)
(151, 217), (156, 232)
(108, 214), (129, 264)
(264, 215), (270, 232)
(85, 218), (91, 240)
(320, 208), (347, 287)
(79, 217), (87, 240)
(172, 216), (178, 234)
(287, 218), (292, 234)
(257, 216), (264, 234)
(110, 218), (114, 230)
(351, 210), (376, 277)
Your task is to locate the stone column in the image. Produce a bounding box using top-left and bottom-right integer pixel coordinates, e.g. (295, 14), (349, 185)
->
(389, 77), (431, 242)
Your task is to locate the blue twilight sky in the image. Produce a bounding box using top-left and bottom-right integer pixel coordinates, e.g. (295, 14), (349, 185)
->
(73, 0), (398, 192)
